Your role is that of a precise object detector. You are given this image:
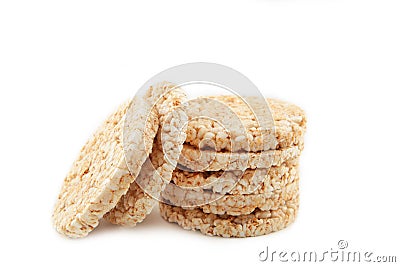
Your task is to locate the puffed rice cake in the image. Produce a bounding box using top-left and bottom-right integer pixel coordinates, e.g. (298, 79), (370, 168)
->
(53, 82), (187, 237)
(105, 86), (188, 226)
(185, 96), (306, 152)
(167, 158), (298, 195)
(159, 195), (299, 238)
(178, 143), (303, 172)
(162, 174), (299, 215)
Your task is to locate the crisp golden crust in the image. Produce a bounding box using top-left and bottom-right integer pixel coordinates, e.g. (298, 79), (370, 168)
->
(159, 196), (299, 238)
(104, 83), (188, 226)
(185, 96), (306, 152)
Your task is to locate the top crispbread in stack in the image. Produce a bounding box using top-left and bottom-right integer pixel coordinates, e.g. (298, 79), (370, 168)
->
(184, 96), (306, 152)
(160, 96), (306, 237)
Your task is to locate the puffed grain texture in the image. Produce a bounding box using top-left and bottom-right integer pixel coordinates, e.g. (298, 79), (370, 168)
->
(185, 96), (306, 152)
(159, 196), (299, 237)
(104, 83), (188, 226)
(52, 95), (158, 237)
(169, 158), (298, 195)
(178, 144), (303, 172)
(162, 175), (299, 215)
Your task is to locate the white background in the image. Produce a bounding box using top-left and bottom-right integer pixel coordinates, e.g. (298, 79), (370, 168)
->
(1, 0), (399, 266)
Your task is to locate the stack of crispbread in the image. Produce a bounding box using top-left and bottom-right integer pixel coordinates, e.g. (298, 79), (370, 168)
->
(53, 86), (306, 239)
(159, 95), (306, 237)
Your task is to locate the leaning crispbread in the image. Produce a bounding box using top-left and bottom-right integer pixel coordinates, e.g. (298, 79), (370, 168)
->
(105, 85), (188, 226)
(53, 82), (187, 237)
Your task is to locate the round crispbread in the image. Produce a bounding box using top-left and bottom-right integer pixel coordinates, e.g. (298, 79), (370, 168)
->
(104, 83), (188, 226)
(159, 195), (299, 238)
(53, 82), (186, 237)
